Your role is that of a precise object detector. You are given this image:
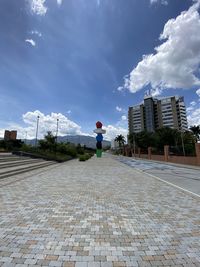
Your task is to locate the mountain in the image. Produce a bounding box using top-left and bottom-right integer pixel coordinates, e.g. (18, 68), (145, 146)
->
(24, 135), (111, 149)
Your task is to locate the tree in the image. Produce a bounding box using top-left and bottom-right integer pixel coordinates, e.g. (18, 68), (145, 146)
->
(115, 134), (125, 153)
(134, 131), (156, 149)
(190, 125), (200, 142)
(155, 127), (177, 149)
(38, 131), (56, 152)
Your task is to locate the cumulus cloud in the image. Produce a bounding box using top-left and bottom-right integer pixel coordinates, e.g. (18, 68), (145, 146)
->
(150, 0), (168, 6)
(187, 90), (200, 125)
(121, 1), (200, 94)
(104, 125), (128, 141)
(187, 107), (200, 125)
(116, 106), (122, 112)
(25, 39), (36, 46)
(196, 88), (200, 97)
(0, 111), (85, 140)
(190, 101), (197, 106)
(23, 111), (83, 138)
(28, 0), (63, 15)
(121, 115), (127, 121)
(29, 0), (47, 16)
(0, 110), (128, 141)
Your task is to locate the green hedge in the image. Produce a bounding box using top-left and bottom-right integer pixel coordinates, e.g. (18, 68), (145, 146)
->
(79, 153), (93, 161)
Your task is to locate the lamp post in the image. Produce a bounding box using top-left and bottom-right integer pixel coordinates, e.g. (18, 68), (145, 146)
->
(25, 131), (27, 145)
(180, 129), (185, 157)
(56, 118), (59, 143)
(55, 118), (59, 157)
(35, 115), (40, 147)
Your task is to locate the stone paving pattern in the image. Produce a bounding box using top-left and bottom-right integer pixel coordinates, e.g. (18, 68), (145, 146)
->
(0, 154), (200, 267)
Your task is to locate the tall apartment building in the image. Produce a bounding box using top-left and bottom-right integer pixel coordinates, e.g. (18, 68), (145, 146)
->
(128, 96), (188, 134)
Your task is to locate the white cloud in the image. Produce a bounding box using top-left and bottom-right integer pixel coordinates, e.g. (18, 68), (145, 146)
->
(196, 88), (200, 97)
(187, 107), (200, 125)
(28, 0), (63, 15)
(121, 1), (200, 95)
(66, 110), (72, 114)
(29, 0), (47, 16)
(25, 39), (36, 46)
(0, 111), (85, 140)
(117, 86), (124, 92)
(150, 0), (168, 5)
(116, 106), (122, 112)
(0, 110), (128, 142)
(187, 90), (200, 125)
(104, 125), (128, 142)
(190, 101), (197, 106)
(121, 115), (127, 121)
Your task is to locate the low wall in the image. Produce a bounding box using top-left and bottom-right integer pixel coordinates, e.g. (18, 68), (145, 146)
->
(151, 154), (165, 162)
(139, 154), (148, 159)
(126, 144), (200, 167)
(150, 154), (197, 166)
(133, 153), (197, 166)
(168, 155), (197, 166)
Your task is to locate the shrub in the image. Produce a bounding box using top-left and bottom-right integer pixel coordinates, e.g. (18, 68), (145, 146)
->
(79, 153), (93, 161)
(79, 155), (86, 161)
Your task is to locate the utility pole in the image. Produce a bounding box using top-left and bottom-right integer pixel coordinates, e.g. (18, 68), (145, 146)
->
(55, 118), (59, 157)
(181, 130), (185, 157)
(35, 115), (40, 147)
(25, 131), (27, 145)
(56, 118), (59, 143)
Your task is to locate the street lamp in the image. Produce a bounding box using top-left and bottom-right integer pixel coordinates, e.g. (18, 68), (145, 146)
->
(55, 118), (59, 157)
(56, 118), (59, 143)
(25, 131), (27, 145)
(180, 129), (185, 157)
(35, 115), (40, 147)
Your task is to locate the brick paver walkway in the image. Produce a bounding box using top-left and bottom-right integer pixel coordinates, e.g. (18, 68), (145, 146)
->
(0, 154), (200, 267)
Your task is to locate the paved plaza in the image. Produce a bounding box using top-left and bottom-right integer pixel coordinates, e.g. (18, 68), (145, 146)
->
(0, 154), (200, 267)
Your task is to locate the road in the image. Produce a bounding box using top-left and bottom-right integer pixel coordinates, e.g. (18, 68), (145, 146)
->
(117, 156), (200, 196)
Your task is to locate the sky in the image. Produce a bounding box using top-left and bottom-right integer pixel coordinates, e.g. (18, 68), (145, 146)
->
(0, 0), (200, 141)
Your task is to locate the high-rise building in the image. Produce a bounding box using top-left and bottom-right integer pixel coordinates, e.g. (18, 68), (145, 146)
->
(128, 96), (188, 135)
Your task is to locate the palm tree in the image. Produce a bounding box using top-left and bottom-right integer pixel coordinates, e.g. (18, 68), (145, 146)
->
(190, 125), (200, 142)
(115, 134), (125, 154)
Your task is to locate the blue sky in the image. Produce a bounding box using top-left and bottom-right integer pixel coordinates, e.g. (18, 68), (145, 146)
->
(0, 0), (200, 140)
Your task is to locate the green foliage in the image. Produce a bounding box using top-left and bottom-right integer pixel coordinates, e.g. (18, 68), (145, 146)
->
(128, 127), (196, 155)
(76, 143), (84, 154)
(79, 153), (93, 161)
(155, 127), (178, 148)
(0, 139), (24, 151)
(190, 125), (200, 141)
(38, 131), (56, 152)
(114, 134), (125, 148)
(136, 131), (156, 149)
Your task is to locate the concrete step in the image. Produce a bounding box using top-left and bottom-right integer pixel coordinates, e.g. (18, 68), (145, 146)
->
(0, 156), (29, 162)
(0, 160), (53, 174)
(0, 159), (44, 169)
(0, 161), (57, 179)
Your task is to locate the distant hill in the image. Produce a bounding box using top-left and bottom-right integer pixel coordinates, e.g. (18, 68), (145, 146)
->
(25, 135), (111, 149)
